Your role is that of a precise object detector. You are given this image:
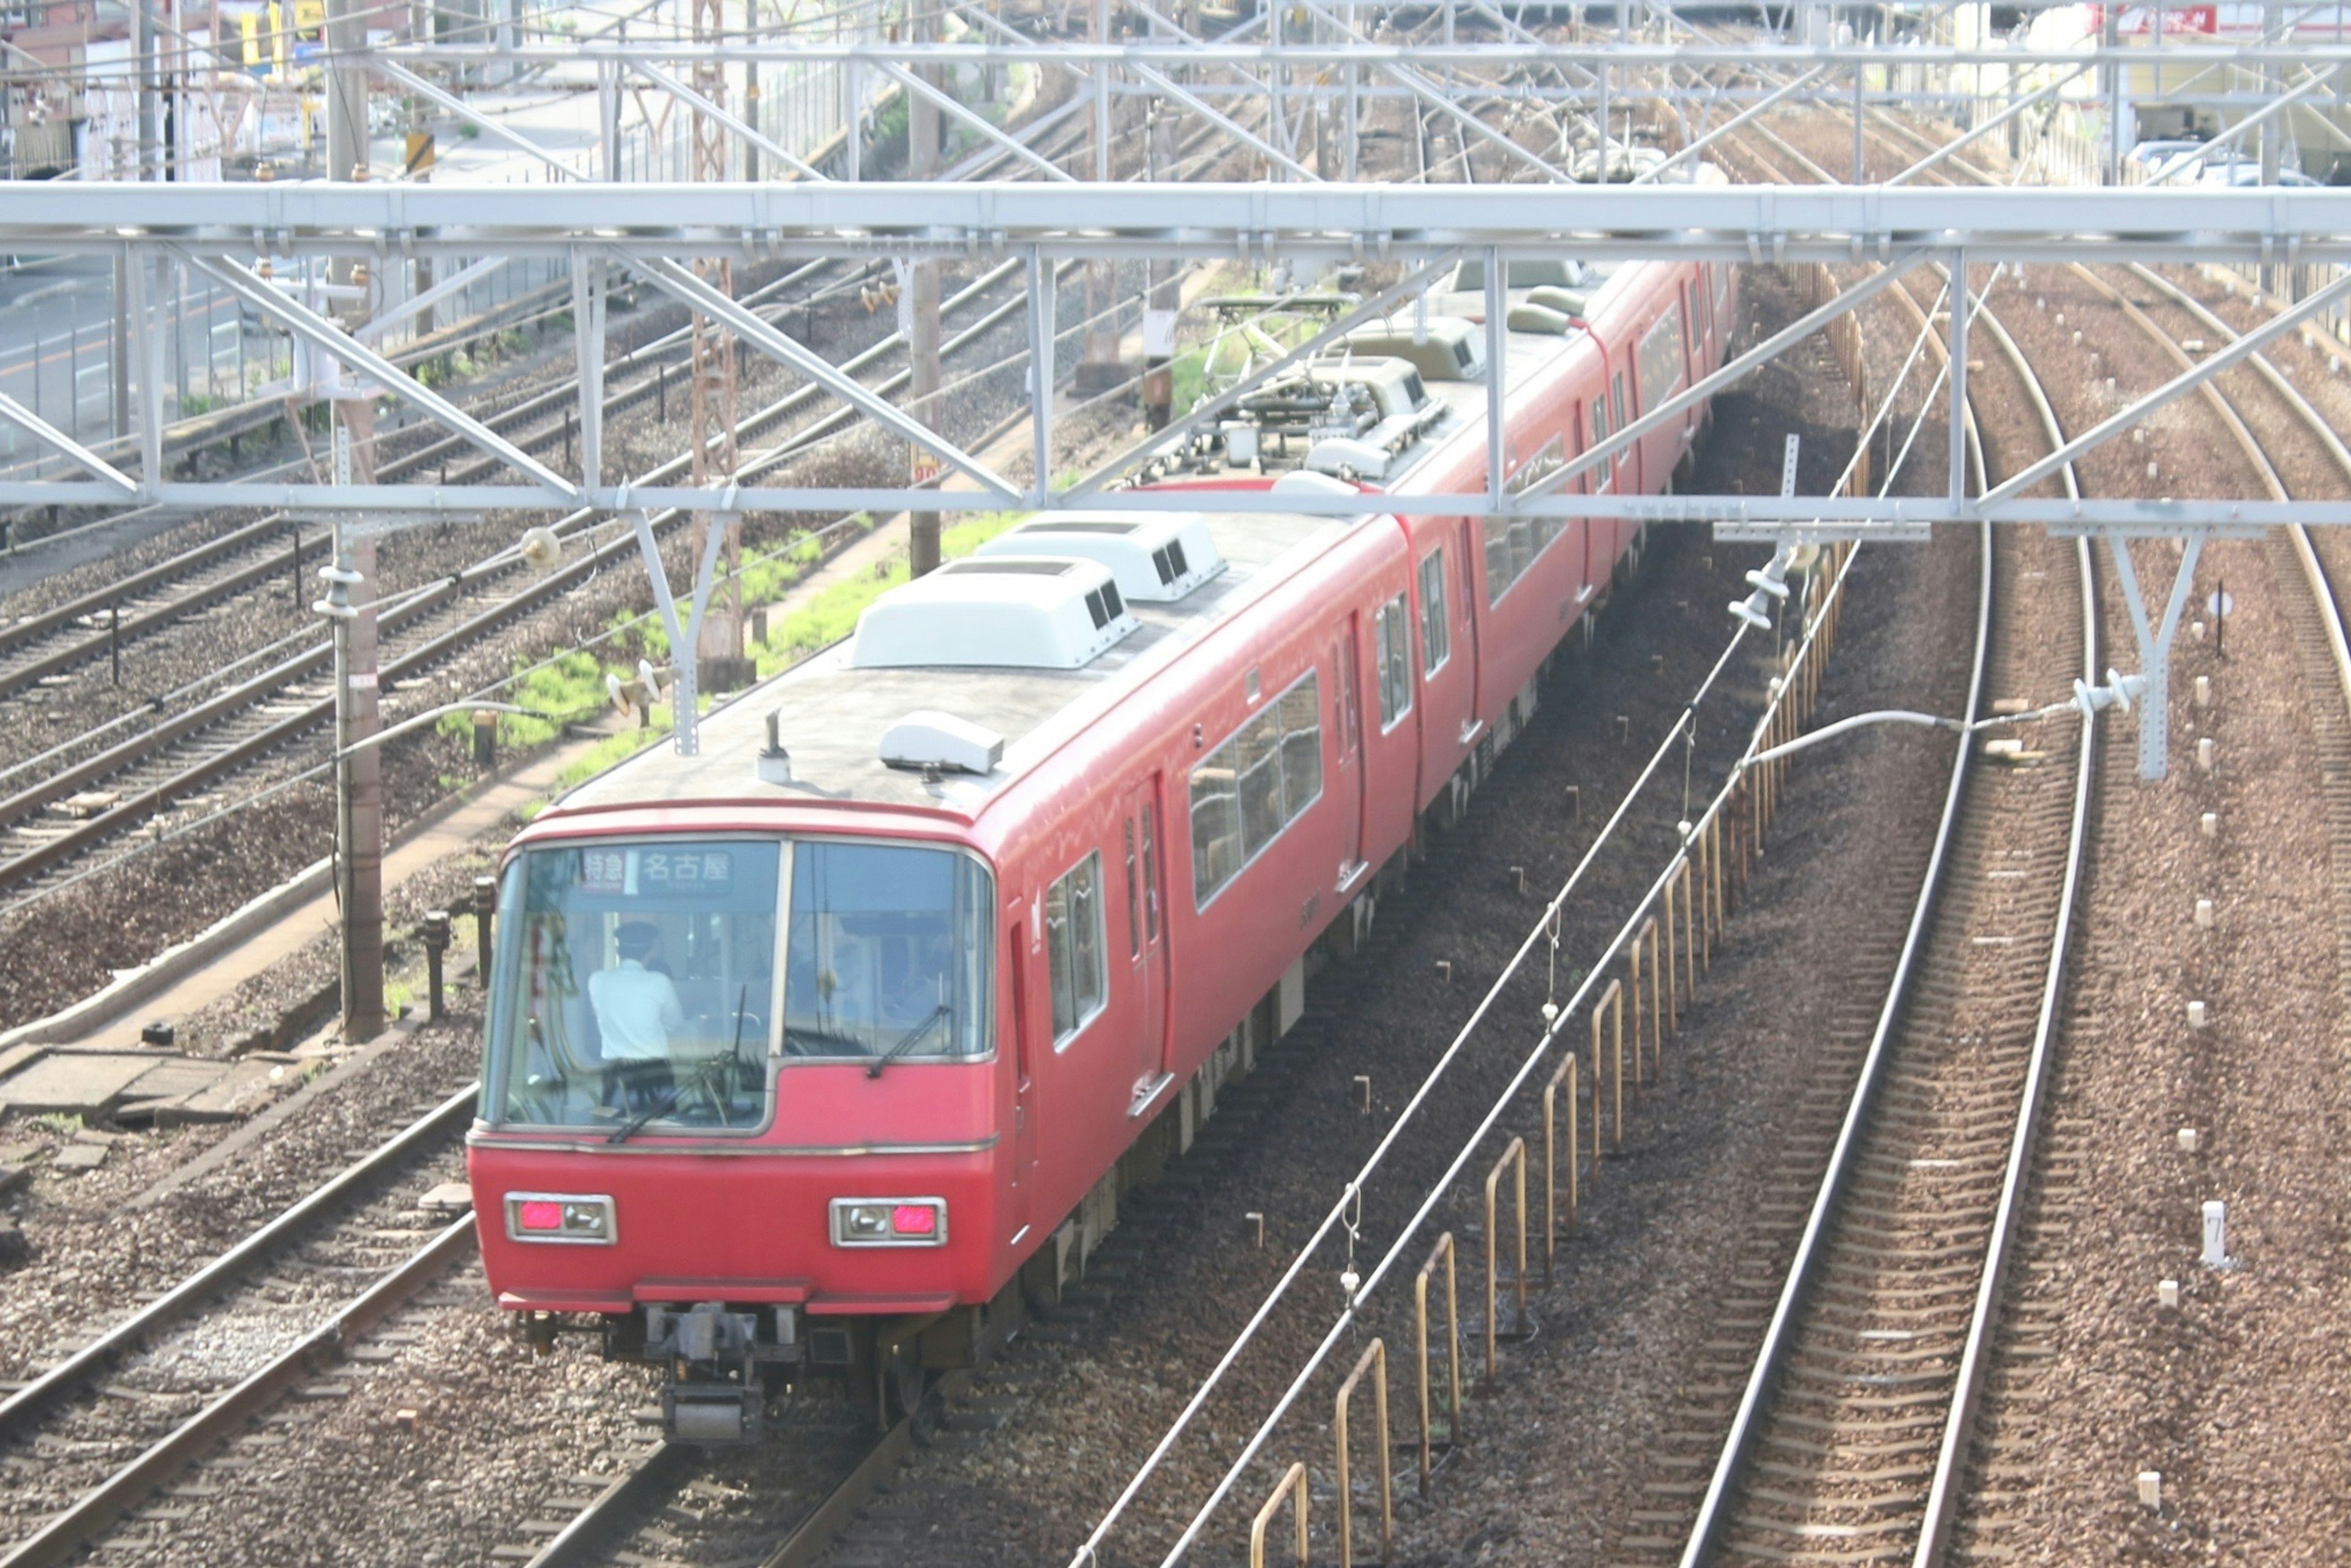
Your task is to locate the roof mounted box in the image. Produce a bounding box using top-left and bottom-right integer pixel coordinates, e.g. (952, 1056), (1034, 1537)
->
(849, 555), (1140, 669)
(975, 511), (1225, 602)
(881, 711), (1005, 775)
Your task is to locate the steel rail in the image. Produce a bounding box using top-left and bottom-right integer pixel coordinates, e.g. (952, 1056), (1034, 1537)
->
(2092, 264), (2351, 724)
(1678, 110), (2105, 1565)
(519, 1442), (697, 1568)
(0, 1082), (476, 1442)
(0, 1215), (478, 1568)
(1676, 120), (2000, 1565)
(1910, 298), (2098, 1567)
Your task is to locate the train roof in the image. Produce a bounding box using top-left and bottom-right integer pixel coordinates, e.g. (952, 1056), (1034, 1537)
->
(550, 260), (1660, 825)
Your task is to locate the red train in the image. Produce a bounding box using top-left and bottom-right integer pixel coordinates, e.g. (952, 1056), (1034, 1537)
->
(467, 246), (1739, 1441)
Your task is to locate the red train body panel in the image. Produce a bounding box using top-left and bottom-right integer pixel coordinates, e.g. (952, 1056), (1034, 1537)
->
(467, 247), (1739, 1437)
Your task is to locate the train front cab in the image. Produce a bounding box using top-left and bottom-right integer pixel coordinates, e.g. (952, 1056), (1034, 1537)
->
(467, 819), (1026, 1441)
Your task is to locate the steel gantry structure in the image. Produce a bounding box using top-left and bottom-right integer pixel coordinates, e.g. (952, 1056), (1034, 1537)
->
(7, 181), (2351, 532)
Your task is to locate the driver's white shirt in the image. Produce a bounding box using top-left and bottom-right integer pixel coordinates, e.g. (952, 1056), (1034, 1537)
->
(589, 959), (685, 1061)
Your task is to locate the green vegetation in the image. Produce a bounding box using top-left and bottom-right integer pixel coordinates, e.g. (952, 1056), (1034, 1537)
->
(441, 509), (1029, 801)
(29, 1112), (82, 1136)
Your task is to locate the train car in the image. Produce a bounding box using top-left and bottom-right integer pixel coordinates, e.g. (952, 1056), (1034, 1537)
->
(465, 241), (1740, 1442)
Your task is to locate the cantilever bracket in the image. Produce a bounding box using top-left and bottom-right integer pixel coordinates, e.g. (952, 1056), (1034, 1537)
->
(2106, 529), (2208, 780)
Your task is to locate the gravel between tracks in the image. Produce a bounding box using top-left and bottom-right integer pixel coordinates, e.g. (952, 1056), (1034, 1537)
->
(0, 1013), (480, 1387)
(1758, 110), (2351, 1565)
(675, 265), (1929, 1568)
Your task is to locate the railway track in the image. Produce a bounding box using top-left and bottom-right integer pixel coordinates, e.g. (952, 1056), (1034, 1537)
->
(0, 257), (869, 710)
(1858, 130), (2351, 1558)
(0, 1084), (478, 1568)
(1600, 116), (2097, 1566)
(0, 89), (1209, 909)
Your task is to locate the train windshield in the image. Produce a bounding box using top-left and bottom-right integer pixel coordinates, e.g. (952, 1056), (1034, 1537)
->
(481, 837), (995, 1131)
(484, 839), (782, 1132)
(781, 842), (993, 1062)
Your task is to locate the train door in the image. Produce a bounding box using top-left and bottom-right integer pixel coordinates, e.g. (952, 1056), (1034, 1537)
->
(1005, 894), (1037, 1240)
(1122, 780), (1170, 1097)
(1335, 617), (1366, 878)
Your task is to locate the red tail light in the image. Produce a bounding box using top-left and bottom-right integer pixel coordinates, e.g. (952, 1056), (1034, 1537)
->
(518, 1200), (564, 1231)
(891, 1204), (938, 1236)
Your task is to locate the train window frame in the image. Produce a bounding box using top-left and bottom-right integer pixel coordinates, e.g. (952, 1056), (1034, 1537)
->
(1188, 669), (1324, 911)
(1374, 592), (1413, 731)
(1123, 819), (1141, 961)
(1418, 549), (1450, 677)
(1637, 303), (1687, 411)
(479, 833), (791, 1140)
(1044, 849), (1108, 1051)
(779, 835), (999, 1071)
(1485, 433), (1569, 607)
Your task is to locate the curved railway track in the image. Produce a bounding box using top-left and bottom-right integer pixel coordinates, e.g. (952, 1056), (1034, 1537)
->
(0, 1084), (479, 1568)
(1622, 88), (2351, 1562)
(1612, 116), (2102, 1567)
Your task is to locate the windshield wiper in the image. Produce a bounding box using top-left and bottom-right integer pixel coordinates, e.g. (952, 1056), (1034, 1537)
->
(610, 986), (752, 1144)
(866, 1004), (950, 1079)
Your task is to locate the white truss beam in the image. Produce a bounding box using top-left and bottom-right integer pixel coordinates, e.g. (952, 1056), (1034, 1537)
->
(0, 390), (139, 495)
(31, 184), (2349, 266)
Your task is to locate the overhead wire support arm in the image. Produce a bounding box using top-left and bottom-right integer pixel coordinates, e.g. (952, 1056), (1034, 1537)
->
(618, 253), (1021, 504)
(373, 58), (587, 179)
(178, 252), (580, 501)
(626, 56), (833, 181)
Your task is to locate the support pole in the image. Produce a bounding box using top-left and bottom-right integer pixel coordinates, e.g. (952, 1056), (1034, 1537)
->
(1027, 246), (1057, 503)
(909, 0), (943, 579)
(1078, 0), (1124, 392)
(1947, 249), (1969, 511)
(2262, 1), (2282, 290)
(1144, 102), (1179, 431)
(323, 502), (386, 1043)
(135, 0), (159, 177)
(2107, 530), (2207, 780)
(325, 0), (369, 181)
(1485, 246), (1506, 510)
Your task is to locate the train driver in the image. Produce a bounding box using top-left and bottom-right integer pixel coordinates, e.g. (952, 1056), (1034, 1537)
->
(590, 920), (686, 1105)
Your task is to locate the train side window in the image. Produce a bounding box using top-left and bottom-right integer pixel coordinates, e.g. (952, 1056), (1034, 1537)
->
(1140, 803), (1161, 943)
(1190, 671), (1324, 908)
(1374, 594), (1413, 730)
(1611, 371), (1627, 430)
(1123, 819), (1141, 960)
(1590, 397), (1612, 493)
(1418, 550), (1450, 676)
(1044, 850), (1106, 1047)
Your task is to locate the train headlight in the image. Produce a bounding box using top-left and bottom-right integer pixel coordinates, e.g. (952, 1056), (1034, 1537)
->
(504, 1191), (617, 1245)
(830, 1196), (948, 1247)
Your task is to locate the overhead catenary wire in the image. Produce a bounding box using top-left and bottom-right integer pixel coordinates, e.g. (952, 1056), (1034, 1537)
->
(1065, 247), (1962, 1568)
